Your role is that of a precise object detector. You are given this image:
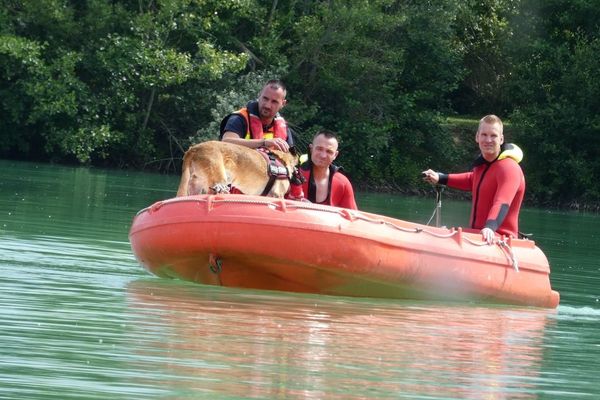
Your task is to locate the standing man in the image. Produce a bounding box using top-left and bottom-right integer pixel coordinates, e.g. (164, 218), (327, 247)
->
(299, 130), (358, 210)
(422, 115), (525, 244)
(219, 79), (294, 153)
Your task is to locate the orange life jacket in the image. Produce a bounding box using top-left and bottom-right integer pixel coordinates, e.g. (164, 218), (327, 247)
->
(220, 100), (289, 140)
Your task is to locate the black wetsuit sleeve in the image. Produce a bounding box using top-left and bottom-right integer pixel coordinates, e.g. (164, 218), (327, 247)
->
(485, 204), (509, 232)
(438, 173), (448, 185)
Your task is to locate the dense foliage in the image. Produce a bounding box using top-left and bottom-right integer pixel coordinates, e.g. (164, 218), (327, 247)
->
(1, 0), (598, 207)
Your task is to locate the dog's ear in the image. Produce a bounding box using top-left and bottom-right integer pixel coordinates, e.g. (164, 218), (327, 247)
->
(287, 146), (303, 167)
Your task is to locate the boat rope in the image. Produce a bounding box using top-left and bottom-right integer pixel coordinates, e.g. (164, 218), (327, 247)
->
(497, 240), (519, 272)
(156, 197), (521, 270)
(352, 213), (458, 237)
(462, 236), (491, 246)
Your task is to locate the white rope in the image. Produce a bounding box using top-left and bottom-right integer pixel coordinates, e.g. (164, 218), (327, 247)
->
(148, 196), (519, 269)
(498, 240), (519, 272)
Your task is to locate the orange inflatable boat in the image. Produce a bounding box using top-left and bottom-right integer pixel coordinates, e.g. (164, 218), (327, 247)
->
(129, 194), (560, 308)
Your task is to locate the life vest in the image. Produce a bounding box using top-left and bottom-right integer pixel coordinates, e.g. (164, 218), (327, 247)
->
(497, 143), (523, 163)
(220, 100), (288, 141)
(472, 143), (523, 168)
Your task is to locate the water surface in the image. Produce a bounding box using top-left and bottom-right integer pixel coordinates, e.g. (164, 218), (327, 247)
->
(1, 160), (599, 399)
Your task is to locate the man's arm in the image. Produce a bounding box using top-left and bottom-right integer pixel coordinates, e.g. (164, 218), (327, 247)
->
(334, 173), (358, 210)
(485, 161), (523, 232)
(222, 132), (290, 152)
(342, 183), (358, 210)
(220, 114), (290, 152)
(220, 115), (265, 148)
(446, 172), (473, 191)
(422, 169), (472, 192)
(221, 131), (266, 148)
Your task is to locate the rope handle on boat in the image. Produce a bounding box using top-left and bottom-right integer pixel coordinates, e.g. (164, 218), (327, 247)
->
(497, 240), (519, 272)
(166, 196), (520, 271)
(463, 236), (519, 271)
(209, 253), (222, 274)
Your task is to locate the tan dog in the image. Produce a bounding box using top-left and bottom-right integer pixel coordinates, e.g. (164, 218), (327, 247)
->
(176, 141), (298, 198)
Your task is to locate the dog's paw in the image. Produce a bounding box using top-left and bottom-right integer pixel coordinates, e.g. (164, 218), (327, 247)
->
(211, 183), (231, 194)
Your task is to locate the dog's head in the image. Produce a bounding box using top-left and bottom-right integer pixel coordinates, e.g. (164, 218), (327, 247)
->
(286, 146), (306, 184)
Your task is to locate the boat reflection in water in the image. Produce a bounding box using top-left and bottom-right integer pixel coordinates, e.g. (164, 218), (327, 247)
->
(126, 279), (554, 399)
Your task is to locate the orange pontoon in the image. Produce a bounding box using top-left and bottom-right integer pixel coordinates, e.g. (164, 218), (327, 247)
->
(129, 194), (560, 308)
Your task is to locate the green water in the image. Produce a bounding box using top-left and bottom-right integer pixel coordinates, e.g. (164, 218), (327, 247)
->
(1, 159), (599, 399)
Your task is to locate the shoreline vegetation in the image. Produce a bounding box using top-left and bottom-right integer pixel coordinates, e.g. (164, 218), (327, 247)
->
(356, 184), (600, 213)
(4, 114), (599, 212)
(354, 117), (600, 212)
(1, 1), (598, 209)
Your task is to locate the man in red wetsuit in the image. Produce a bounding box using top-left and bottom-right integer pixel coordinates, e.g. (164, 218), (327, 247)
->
(298, 130), (358, 209)
(422, 115), (525, 244)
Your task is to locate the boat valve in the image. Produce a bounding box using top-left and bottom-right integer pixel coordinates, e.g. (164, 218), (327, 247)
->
(208, 253), (222, 274)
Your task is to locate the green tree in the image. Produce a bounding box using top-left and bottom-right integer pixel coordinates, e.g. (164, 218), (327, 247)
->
(286, 0), (464, 188)
(0, 0), (248, 167)
(3, 0), (599, 207)
(508, 0), (600, 206)
(450, 0), (519, 115)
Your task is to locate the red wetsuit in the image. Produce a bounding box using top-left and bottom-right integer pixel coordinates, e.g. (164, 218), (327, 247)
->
(299, 162), (358, 210)
(441, 155), (525, 238)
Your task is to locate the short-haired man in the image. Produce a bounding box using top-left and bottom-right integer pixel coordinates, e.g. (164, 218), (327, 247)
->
(219, 79), (294, 153)
(298, 131), (358, 210)
(422, 115), (525, 244)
